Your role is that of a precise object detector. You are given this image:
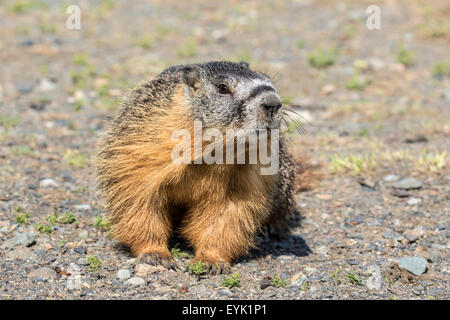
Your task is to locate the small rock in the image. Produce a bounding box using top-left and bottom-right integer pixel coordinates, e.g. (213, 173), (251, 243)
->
(442, 89), (450, 103)
(398, 257), (427, 275)
(365, 272), (383, 291)
(117, 269), (131, 281)
(384, 174), (399, 182)
(74, 247), (87, 254)
(260, 278), (272, 290)
(6, 247), (36, 260)
(74, 204), (91, 211)
(304, 267), (318, 275)
(125, 277), (145, 286)
(38, 78), (56, 92)
(16, 82), (34, 94)
(66, 263), (81, 275)
(316, 245), (328, 255)
(321, 84), (336, 95)
(404, 135), (428, 144)
(407, 197), (421, 205)
(391, 189), (410, 198)
(392, 177), (422, 190)
(134, 263), (163, 277)
(39, 178), (59, 188)
(28, 267), (57, 280)
(358, 177), (375, 189)
(290, 272), (308, 287)
(77, 257), (89, 266)
(79, 230), (89, 239)
(67, 275), (82, 290)
(383, 229), (396, 239)
(218, 289), (233, 296)
(13, 230), (36, 247)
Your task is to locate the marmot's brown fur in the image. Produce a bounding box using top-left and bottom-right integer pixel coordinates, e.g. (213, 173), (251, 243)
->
(96, 61), (314, 273)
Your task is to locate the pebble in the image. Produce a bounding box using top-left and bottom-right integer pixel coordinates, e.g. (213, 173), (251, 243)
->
(383, 174), (399, 182)
(304, 267), (318, 275)
(398, 257), (427, 275)
(218, 289), (233, 296)
(74, 247), (87, 254)
(66, 263), (81, 275)
(407, 198), (422, 205)
(290, 272), (308, 287)
(38, 78), (56, 91)
(13, 230), (36, 247)
(392, 177), (422, 190)
(74, 204), (91, 211)
(77, 257), (89, 266)
(117, 269), (131, 281)
(28, 267), (57, 280)
(260, 278), (272, 289)
(6, 247), (36, 260)
(316, 245), (329, 255)
(79, 230), (89, 239)
(67, 275), (82, 290)
(16, 82), (34, 94)
(39, 178), (59, 188)
(124, 277), (146, 286)
(134, 263), (164, 277)
(365, 271), (383, 291)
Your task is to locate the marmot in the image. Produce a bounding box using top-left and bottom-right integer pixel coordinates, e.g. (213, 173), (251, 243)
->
(96, 61), (298, 274)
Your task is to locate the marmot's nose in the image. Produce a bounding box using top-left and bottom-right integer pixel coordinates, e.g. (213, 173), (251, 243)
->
(260, 94), (282, 114)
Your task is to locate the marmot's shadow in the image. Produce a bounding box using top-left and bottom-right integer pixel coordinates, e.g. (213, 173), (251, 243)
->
(243, 213), (311, 262)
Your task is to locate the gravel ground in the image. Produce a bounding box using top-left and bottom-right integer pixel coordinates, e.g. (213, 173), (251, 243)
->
(0, 0), (449, 300)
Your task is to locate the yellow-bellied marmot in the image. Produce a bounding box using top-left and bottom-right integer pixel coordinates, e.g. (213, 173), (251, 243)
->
(96, 61), (302, 274)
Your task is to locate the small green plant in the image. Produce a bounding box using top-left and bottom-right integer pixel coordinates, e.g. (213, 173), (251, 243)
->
(88, 256), (102, 273)
(72, 53), (89, 67)
(296, 40), (306, 49)
(345, 71), (370, 90)
(177, 37), (197, 58)
(93, 216), (112, 231)
(345, 271), (361, 285)
(188, 261), (207, 277)
(301, 281), (310, 291)
(15, 213), (31, 225)
(417, 149), (447, 172)
(36, 223), (53, 234)
(271, 275), (288, 288)
(170, 243), (189, 258)
(308, 47), (337, 68)
(64, 149), (88, 168)
(59, 240), (67, 248)
(46, 211), (59, 225)
(396, 46), (413, 67)
(222, 273), (241, 289)
(7, 0), (47, 14)
(0, 115), (19, 141)
(332, 269), (340, 279)
(330, 153), (376, 175)
(133, 35), (153, 49)
(432, 61), (450, 77)
(58, 212), (78, 224)
(47, 211), (78, 225)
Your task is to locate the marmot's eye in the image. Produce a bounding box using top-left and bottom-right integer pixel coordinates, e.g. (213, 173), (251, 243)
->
(217, 83), (231, 94)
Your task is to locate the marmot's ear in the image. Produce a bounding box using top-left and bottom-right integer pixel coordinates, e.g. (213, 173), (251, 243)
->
(182, 66), (200, 90)
(239, 61), (250, 68)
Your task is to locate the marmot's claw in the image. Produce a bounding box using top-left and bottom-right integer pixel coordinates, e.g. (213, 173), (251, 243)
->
(207, 262), (231, 275)
(137, 252), (178, 270)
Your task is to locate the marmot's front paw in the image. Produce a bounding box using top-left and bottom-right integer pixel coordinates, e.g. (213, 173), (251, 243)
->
(136, 252), (178, 270)
(205, 261), (231, 275)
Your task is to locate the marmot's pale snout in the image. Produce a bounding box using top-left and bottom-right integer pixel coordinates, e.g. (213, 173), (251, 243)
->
(96, 61), (296, 273)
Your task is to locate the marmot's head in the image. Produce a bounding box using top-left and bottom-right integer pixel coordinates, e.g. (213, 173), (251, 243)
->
(164, 61), (283, 131)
